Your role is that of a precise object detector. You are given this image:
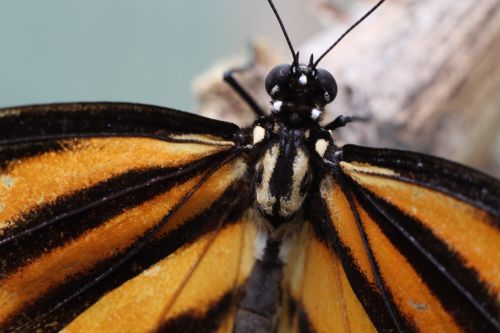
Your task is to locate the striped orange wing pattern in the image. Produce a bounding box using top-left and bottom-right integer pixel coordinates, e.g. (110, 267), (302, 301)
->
(0, 102), (254, 332)
(298, 144), (500, 333)
(2, 102), (499, 333)
(278, 221), (378, 333)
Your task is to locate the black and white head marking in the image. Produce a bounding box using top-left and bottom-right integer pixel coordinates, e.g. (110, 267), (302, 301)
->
(264, 61), (337, 126)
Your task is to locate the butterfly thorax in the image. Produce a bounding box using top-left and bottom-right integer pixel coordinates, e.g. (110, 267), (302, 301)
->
(254, 124), (311, 226)
(251, 118), (334, 229)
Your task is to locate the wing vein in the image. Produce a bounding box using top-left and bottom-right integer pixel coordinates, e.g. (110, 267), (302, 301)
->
(337, 174), (405, 333)
(351, 170), (500, 221)
(351, 182), (500, 331)
(19, 151), (239, 332)
(331, 245), (351, 333)
(0, 133), (234, 147)
(153, 219), (225, 329)
(0, 152), (228, 247)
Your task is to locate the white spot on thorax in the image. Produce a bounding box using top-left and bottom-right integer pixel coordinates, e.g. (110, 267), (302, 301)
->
(271, 85), (280, 96)
(310, 108), (321, 120)
(279, 148), (310, 217)
(315, 139), (329, 157)
(299, 74), (307, 85)
(272, 100), (283, 113)
(256, 144), (279, 215)
(253, 125), (266, 145)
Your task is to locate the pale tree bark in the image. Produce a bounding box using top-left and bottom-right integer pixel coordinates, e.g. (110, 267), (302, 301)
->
(194, 0), (500, 177)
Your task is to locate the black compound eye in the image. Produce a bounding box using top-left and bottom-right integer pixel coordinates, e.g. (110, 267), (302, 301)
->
(315, 68), (338, 104)
(265, 64), (292, 97)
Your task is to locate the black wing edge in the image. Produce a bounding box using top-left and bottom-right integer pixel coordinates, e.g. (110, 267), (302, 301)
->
(341, 144), (500, 219)
(0, 101), (240, 144)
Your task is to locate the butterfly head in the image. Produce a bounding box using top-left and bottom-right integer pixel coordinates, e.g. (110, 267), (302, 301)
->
(265, 58), (337, 126)
(265, 0), (386, 127)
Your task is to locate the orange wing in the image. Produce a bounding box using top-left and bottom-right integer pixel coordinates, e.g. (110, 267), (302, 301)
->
(65, 209), (258, 333)
(0, 102), (253, 332)
(279, 222), (377, 333)
(303, 144), (500, 332)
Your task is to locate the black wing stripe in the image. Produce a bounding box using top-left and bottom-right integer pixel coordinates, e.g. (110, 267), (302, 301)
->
(312, 192), (403, 333)
(0, 166), (173, 247)
(342, 145), (500, 218)
(349, 171), (499, 229)
(159, 291), (234, 333)
(154, 184), (254, 330)
(0, 140), (66, 170)
(338, 176), (409, 333)
(0, 150), (226, 249)
(295, 300), (316, 333)
(0, 102), (240, 143)
(0, 164), (205, 278)
(6, 154), (248, 332)
(302, 200), (352, 333)
(349, 180), (500, 332)
(5, 180), (247, 332)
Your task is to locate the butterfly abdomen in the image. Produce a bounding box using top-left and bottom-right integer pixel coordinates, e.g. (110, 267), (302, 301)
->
(234, 235), (288, 333)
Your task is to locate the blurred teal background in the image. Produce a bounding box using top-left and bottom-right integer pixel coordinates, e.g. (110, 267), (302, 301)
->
(0, 1), (320, 111)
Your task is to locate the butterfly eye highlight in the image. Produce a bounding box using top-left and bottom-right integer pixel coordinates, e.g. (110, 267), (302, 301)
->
(265, 64), (292, 98)
(315, 68), (338, 104)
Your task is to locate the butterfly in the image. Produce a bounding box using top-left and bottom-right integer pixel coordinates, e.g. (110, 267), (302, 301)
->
(0, 0), (499, 332)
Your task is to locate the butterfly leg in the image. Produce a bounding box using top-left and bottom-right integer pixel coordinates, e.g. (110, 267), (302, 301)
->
(324, 115), (370, 131)
(224, 64), (266, 117)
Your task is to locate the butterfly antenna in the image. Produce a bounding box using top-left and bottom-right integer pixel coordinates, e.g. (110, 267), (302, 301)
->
(313, 0), (386, 68)
(267, 0), (298, 64)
